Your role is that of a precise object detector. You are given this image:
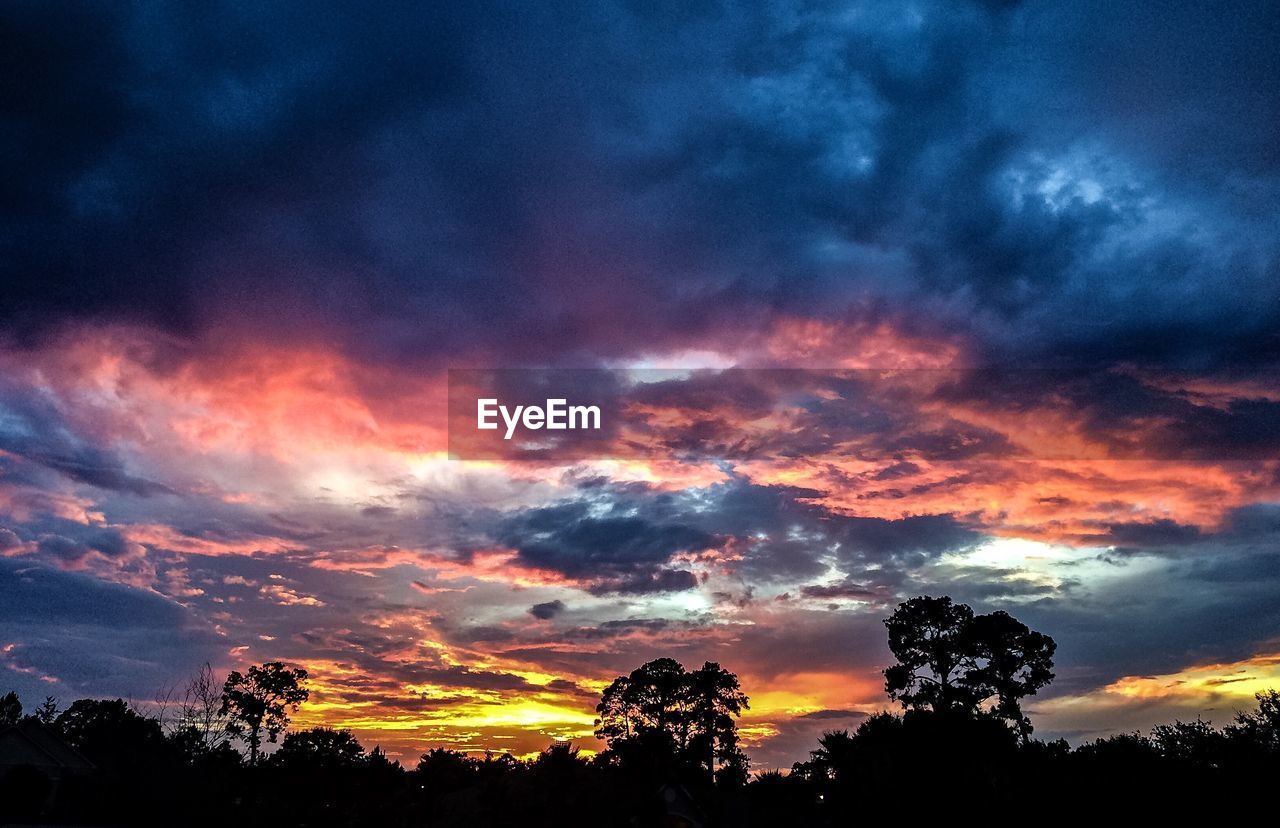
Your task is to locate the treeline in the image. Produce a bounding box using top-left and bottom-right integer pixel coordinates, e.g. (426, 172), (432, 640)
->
(0, 658), (751, 826)
(5, 686), (1279, 825)
(3, 598), (1279, 824)
(778, 693), (1280, 820)
(0, 685), (697, 827)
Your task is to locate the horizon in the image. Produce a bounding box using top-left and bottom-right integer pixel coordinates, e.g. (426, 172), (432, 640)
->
(3, 1), (1280, 772)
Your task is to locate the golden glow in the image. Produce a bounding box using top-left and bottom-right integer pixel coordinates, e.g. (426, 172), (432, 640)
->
(1105, 653), (1280, 702)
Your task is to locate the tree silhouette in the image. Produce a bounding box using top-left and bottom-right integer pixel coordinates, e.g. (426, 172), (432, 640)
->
(531, 740), (582, 774)
(0, 691), (19, 726)
(55, 698), (167, 761)
(883, 596), (1055, 738)
(596, 656), (688, 762)
(595, 657), (749, 785)
(597, 657), (689, 748)
(52, 694), (181, 819)
(219, 661), (309, 765)
(798, 727), (859, 783)
(1151, 718), (1225, 767)
(414, 746), (480, 796)
(688, 662), (750, 784)
(270, 726), (366, 769)
(965, 610), (1056, 740)
(176, 662), (232, 753)
(883, 595), (977, 712)
(32, 695), (59, 725)
(1227, 689), (1280, 753)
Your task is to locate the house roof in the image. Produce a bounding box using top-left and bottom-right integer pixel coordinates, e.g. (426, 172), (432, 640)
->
(0, 721), (94, 771)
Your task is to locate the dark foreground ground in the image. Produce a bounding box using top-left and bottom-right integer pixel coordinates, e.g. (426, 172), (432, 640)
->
(3, 706), (1276, 826)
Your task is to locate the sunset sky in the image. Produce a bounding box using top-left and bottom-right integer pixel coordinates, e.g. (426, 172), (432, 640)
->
(3, 1), (1280, 769)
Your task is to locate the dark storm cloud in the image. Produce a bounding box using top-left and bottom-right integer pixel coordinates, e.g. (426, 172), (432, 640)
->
(0, 508), (155, 571)
(1222, 504), (1280, 541)
(499, 501), (714, 594)
(0, 558), (183, 628)
(697, 478), (978, 577)
(561, 619), (676, 642)
(3, 1), (1275, 369)
(1020, 1), (1280, 175)
(594, 569), (699, 596)
(544, 678), (595, 699)
(800, 583), (883, 601)
(1089, 504), (1280, 557)
(0, 381), (173, 496)
(404, 665), (531, 694)
(492, 476), (978, 593)
(0, 558), (222, 701)
(832, 514), (978, 566)
(528, 600), (566, 620)
(2, 1), (467, 339)
(33, 530), (139, 568)
(1104, 519), (1202, 548)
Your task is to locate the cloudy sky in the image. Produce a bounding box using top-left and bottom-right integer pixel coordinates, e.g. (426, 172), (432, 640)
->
(2, 1), (1279, 768)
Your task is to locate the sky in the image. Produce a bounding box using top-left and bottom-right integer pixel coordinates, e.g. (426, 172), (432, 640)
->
(2, 0), (1279, 769)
